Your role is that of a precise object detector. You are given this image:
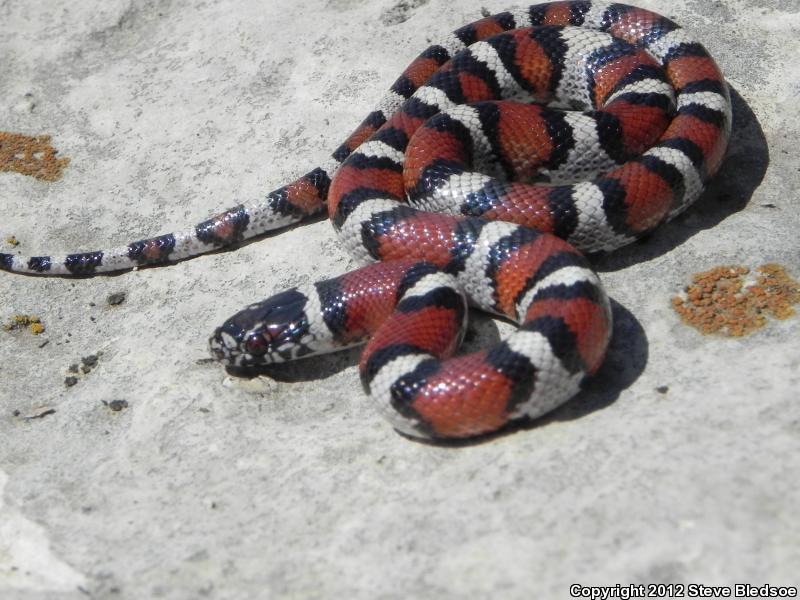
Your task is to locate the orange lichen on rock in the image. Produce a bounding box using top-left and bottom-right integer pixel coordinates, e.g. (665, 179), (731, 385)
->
(3, 314), (45, 335)
(0, 131), (69, 181)
(672, 264), (800, 336)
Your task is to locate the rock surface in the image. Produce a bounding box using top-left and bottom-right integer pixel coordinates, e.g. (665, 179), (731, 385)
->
(1, 0), (798, 598)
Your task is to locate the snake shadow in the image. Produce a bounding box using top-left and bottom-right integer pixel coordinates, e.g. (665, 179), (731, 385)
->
(224, 344), (363, 382)
(592, 86), (769, 273)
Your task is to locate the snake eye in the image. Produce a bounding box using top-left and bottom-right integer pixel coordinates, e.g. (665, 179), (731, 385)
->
(244, 333), (270, 356)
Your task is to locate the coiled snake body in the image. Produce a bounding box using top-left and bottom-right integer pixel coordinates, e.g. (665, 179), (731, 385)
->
(1, 2), (731, 439)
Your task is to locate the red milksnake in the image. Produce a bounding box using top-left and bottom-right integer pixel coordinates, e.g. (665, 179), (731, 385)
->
(1, 2), (732, 439)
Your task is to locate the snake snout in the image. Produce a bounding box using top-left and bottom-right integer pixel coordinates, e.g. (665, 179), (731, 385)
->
(209, 288), (311, 367)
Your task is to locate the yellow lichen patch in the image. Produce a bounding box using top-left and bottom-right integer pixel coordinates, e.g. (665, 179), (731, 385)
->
(672, 264), (800, 336)
(0, 131), (69, 181)
(5, 236), (20, 246)
(3, 314), (45, 335)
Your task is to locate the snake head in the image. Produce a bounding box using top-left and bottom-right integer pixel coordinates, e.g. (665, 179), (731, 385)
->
(209, 288), (313, 367)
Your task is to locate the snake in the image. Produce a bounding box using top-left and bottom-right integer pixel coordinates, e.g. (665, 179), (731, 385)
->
(1, 2), (731, 439)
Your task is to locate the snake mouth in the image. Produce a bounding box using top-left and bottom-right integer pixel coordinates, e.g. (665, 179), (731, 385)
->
(208, 330), (239, 365)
